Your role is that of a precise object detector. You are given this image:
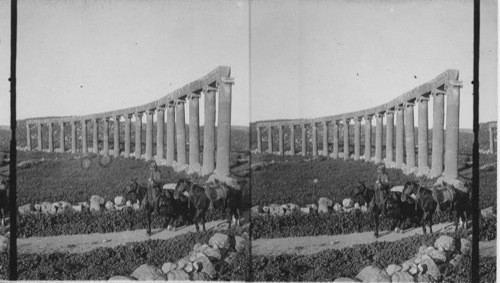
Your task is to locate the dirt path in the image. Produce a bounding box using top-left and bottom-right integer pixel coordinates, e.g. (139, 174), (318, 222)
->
(18, 212), (249, 254)
(252, 221), (496, 257)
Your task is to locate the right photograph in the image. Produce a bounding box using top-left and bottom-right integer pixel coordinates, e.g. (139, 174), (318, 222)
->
(249, 1), (497, 282)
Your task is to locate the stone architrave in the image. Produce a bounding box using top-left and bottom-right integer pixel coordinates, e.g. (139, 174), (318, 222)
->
(166, 104), (176, 166)
(37, 122), (43, 151)
(375, 113), (383, 163)
(145, 110), (154, 161)
(404, 102), (416, 170)
(386, 110), (394, 165)
(81, 120), (87, 154)
(71, 121), (77, 154)
(332, 121), (339, 159)
(175, 99), (187, 165)
(395, 106), (404, 168)
(124, 115), (132, 157)
(60, 121), (65, 152)
(267, 125), (273, 154)
(156, 107), (165, 161)
(26, 122), (32, 150)
(278, 125), (284, 155)
(103, 118), (109, 155)
(113, 116), (120, 158)
(135, 112), (143, 159)
(290, 125), (295, 155)
(444, 80), (462, 179)
(431, 90), (445, 177)
(364, 115), (372, 162)
(301, 124), (306, 156)
(202, 86), (216, 174)
(343, 118), (350, 160)
(216, 77), (234, 176)
(354, 118), (361, 160)
(48, 122), (54, 153)
(188, 93), (201, 166)
(417, 96), (429, 170)
(322, 121), (328, 156)
(312, 123), (318, 157)
(92, 119), (98, 154)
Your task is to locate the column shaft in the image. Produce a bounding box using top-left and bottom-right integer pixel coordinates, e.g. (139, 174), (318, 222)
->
(114, 117), (120, 158)
(48, 123), (54, 153)
(71, 121), (76, 154)
(333, 122), (339, 159)
(364, 116), (372, 162)
(202, 88), (216, 174)
(386, 111), (394, 164)
(256, 127), (262, 153)
(375, 114), (383, 163)
(145, 111), (153, 161)
(156, 108), (165, 161)
(344, 118), (350, 160)
(431, 92), (445, 176)
(301, 125), (306, 156)
(405, 104), (416, 169)
(189, 95), (200, 166)
(267, 126), (273, 153)
(135, 113), (143, 159)
(176, 101), (187, 165)
(103, 119), (109, 155)
(489, 128), (495, 153)
(26, 123), (32, 150)
(124, 115), (131, 157)
(417, 97), (429, 170)
(60, 122), (65, 152)
(278, 126), (284, 155)
(354, 118), (361, 160)
(290, 125), (295, 155)
(395, 107), (404, 168)
(81, 121), (87, 154)
(312, 124), (318, 157)
(92, 120), (98, 154)
(215, 78), (233, 176)
(37, 123), (42, 151)
(444, 81), (462, 179)
(166, 105), (176, 166)
(322, 122), (328, 156)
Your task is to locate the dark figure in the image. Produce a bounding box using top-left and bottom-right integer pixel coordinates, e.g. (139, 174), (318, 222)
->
(206, 179), (242, 228)
(385, 191), (423, 233)
(148, 161), (168, 190)
(375, 163), (391, 215)
(401, 181), (437, 234)
(433, 181), (471, 231)
(174, 179), (211, 232)
(353, 182), (389, 238)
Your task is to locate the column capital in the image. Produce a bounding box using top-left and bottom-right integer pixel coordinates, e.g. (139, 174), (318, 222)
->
(135, 112), (143, 118)
(431, 89), (446, 96)
(202, 86), (218, 94)
(91, 118), (97, 123)
(300, 124), (306, 129)
(416, 95), (430, 103)
(156, 106), (165, 113)
(70, 120), (75, 125)
(187, 93), (202, 100)
(375, 112), (385, 118)
(364, 114), (373, 121)
(113, 115), (121, 121)
(386, 108), (395, 114)
(145, 109), (155, 115)
(174, 99), (186, 105)
(217, 77), (235, 87)
(312, 123), (317, 128)
(445, 80), (463, 90)
(321, 120), (327, 126)
(404, 101), (415, 108)
(81, 120), (87, 124)
(354, 117), (362, 122)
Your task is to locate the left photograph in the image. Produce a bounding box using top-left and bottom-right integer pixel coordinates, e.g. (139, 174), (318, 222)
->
(13, 1), (250, 280)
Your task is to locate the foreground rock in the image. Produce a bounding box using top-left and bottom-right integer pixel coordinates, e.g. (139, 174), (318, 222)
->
(131, 264), (166, 281)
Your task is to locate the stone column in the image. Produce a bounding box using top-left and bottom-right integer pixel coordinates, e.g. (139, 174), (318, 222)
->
(256, 127), (262, 153)
(375, 113), (383, 163)
(489, 127), (495, 154)
(333, 121), (339, 159)
(60, 122), (65, 152)
(322, 121), (328, 157)
(404, 102), (416, 170)
(312, 123), (318, 157)
(301, 124), (306, 156)
(364, 115), (372, 162)
(176, 100), (187, 165)
(278, 125), (284, 155)
(444, 81), (462, 179)
(81, 120), (87, 154)
(267, 125), (273, 153)
(417, 96), (429, 171)
(395, 106), (404, 169)
(124, 115), (131, 158)
(26, 123), (32, 150)
(71, 121), (76, 154)
(188, 94), (201, 166)
(103, 118), (109, 155)
(145, 110), (153, 161)
(202, 86), (216, 174)
(290, 125), (295, 155)
(216, 77), (234, 176)
(113, 116), (120, 158)
(92, 119), (98, 154)
(37, 123), (43, 151)
(343, 118), (350, 160)
(354, 118), (361, 160)
(156, 107), (165, 161)
(386, 110), (394, 165)
(48, 123), (54, 153)
(166, 104), (176, 166)
(431, 90), (445, 177)
(135, 112), (143, 159)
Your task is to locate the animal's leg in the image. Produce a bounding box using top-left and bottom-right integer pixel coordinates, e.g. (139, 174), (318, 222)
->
(194, 210), (200, 232)
(428, 213), (434, 234)
(420, 212), (427, 234)
(146, 206), (152, 236)
(454, 209), (460, 232)
(236, 208), (241, 226)
(373, 209), (379, 238)
(200, 212), (206, 232)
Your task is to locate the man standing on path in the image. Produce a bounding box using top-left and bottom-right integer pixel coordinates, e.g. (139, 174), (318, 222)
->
(375, 163), (391, 215)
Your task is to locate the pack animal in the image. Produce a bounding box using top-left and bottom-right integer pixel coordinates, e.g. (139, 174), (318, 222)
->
(401, 181), (438, 234)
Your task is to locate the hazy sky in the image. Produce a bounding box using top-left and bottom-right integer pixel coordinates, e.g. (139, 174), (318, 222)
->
(0, 0), (249, 126)
(0, 0), (497, 129)
(250, 0), (497, 129)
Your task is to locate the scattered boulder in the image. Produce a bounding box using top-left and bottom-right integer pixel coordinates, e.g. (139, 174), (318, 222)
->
(360, 205), (368, 212)
(114, 196), (125, 206)
(285, 203), (300, 215)
(34, 203), (41, 212)
(391, 271), (415, 283)
(235, 236), (247, 252)
(342, 198), (354, 208)
(50, 202), (60, 214)
(481, 206), (494, 217)
(417, 257), (441, 281)
(90, 195), (105, 212)
(194, 253), (216, 279)
(40, 202), (52, 214)
(184, 262), (194, 273)
(318, 204), (330, 213)
(251, 205), (263, 215)
(460, 238), (471, 254)
(209, 233), (230, 250)
(262, 206), (270, 214)
(307, 204), (318, 213)
(130, 264), (166, 281)
(105, 201), (115, 210)
(166, 269), (190, 281)
(161, 262), (177, 274)
(434, 235), (455, 251)
(0, 235), (8, 253)
(415, 274), (436, 283)
(300, 206), (312, 214)
(386, 264), (401, 276)
(57, 201), (72, 213)
(318, 197), (333, 207)
(18, 203), (35, 215)
(132, 203), (141, 210)
(333, 203), (342, 212)
(425, 247), (447, 263)
(356, 266), (391, 282)
(191, 272), (211, 281)
(269, 204), (285, 216)
(201, 246), (222, 261)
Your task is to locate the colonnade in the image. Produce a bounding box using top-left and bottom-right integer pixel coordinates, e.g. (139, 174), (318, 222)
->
(23, 66), (234, 176)
(254, 69), (462, 179)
